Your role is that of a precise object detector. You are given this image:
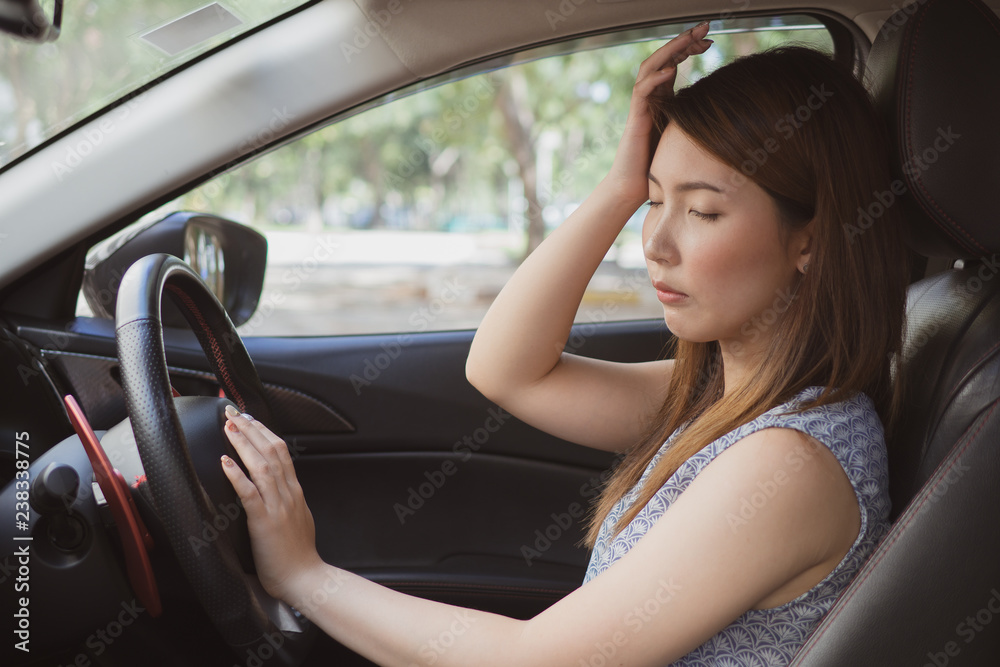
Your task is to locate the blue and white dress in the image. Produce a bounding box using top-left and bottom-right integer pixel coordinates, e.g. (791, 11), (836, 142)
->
(583, 386), (890, 666)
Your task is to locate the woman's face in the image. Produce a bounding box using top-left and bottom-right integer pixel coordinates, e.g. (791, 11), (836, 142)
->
(643, 123), (810, 356)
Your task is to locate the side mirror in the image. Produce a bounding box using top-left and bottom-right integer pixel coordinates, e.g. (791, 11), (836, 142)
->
(0, 0), (62, 42)
(83, 212), (267, 328)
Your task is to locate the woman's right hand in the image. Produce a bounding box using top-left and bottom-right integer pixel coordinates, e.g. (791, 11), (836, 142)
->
(605, 22), (713, 205)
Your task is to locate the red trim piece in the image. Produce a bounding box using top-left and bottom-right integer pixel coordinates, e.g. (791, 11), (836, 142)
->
(164, 283), (245, 411)
(171, 386), (181, 398)
(64, 395), (162, 617)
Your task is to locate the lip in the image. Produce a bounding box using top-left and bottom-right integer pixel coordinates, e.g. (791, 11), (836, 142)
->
(651, 280), (688, 304)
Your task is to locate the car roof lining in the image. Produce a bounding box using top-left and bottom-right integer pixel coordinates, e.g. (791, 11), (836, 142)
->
(354, 0), (999, 78)
(359, 0), (859, 79)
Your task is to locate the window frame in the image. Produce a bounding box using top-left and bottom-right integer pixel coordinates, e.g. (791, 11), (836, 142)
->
(69, 10), (861, 335)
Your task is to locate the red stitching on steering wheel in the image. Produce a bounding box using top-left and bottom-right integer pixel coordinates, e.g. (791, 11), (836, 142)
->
(165, 283), (246, 411)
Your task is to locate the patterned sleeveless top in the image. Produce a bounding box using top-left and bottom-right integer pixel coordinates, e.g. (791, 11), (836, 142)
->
(583, 386), (890, 666)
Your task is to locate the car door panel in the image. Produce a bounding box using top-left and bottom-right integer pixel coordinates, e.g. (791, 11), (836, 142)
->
(15, 317), (670, 624)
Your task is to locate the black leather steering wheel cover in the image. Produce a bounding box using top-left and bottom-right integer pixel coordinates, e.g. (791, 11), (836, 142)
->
(117, 254), (273, 424)
(115, 253), (279, 648)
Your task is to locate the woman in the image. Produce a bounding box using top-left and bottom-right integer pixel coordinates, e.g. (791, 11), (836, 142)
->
(220, 21), (908, 666)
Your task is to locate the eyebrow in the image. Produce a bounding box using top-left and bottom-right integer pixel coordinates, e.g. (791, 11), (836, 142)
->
(647, 172), (725, 194)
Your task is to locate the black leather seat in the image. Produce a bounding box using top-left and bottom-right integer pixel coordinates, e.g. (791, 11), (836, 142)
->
(791, 0), (1000, 664)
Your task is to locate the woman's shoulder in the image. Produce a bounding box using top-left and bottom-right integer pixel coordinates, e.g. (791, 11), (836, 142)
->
(658, 386), (886, 497)
(743, 387), (888, 506)
(764, 386), (883, 443)
(669, 387), (881, 471)
(777, 385), (877, 414)
(717, 386), (887, 493)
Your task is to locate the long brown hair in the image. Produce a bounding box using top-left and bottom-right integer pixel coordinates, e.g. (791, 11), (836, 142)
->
(584, 46), (909, 546)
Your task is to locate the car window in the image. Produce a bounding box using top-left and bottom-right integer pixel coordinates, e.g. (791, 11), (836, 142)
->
(79, 15), (833, 336)
(0, 0), (311, 169)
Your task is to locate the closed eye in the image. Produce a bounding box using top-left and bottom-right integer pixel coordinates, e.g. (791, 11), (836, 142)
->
(645, 200), (662, 208)
(690, 209), (719, 221)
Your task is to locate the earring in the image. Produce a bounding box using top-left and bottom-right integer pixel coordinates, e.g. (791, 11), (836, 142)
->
(801, 262), (810, 274)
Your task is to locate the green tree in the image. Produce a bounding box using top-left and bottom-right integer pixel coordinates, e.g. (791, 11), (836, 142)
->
(156, 19), (832, 260)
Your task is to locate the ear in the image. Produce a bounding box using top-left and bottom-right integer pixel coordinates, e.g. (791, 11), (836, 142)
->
(791, 220), (815, 275)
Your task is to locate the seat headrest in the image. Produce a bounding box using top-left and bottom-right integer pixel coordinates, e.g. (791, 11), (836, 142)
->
(865, 0), (1000, 259)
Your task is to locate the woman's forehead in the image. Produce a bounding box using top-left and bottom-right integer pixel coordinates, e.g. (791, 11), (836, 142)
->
(650, 125), (756, 199)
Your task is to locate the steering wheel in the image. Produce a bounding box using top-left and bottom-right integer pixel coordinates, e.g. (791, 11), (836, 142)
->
(115, 253), (313, 664)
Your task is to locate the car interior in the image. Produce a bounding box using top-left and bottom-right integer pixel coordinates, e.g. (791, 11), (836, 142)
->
(1, 0), (999, 665)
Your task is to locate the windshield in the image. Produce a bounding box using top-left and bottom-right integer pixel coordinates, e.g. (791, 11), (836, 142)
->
(0, 0), (309, 168)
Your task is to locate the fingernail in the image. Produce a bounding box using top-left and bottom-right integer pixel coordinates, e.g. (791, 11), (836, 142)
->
(222, 455), (235, 467)
(226, 422), (239, 432)
(703, 39), (714, 44)
(241, 412), (255, 422)
(225, 405), (239, 418)
(696, 20), (709, 28)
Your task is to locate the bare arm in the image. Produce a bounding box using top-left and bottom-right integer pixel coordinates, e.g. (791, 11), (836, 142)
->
(466, 26), (713, 452)
(466, 181), (674, 451)
(221, 409), (861, 667)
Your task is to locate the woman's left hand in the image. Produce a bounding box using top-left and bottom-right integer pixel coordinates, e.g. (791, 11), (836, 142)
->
(220, 405), (325, 603)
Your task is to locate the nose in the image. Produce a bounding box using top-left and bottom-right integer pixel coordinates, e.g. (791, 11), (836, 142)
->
(642, 206), (679, 265)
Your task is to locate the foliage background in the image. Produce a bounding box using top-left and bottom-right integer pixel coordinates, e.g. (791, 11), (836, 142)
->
(0, 5), (832, 334)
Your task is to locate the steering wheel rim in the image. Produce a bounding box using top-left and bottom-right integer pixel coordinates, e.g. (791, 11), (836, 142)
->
(115, 253), (309, 662)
